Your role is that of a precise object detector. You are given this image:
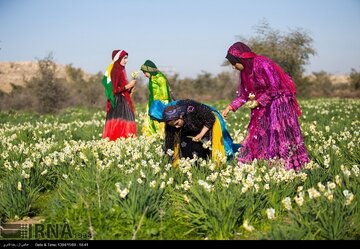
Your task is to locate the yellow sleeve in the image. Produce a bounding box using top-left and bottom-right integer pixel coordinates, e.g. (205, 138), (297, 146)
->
(153, 74), (170, 101)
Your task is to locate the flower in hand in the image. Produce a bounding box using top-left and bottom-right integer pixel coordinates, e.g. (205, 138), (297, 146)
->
(245, 93), (258, 109)
(249, 92), (255, 100)
(245, 100), (259, 109)
(131, 71), (139, 79)
(187, 135), (202, 142)
(192, 134), (203, 142)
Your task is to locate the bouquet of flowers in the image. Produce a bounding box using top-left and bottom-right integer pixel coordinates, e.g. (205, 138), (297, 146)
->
(129, 71), (139, 95)
(245, 93), (259, 109)
(131, 71), (139, 79)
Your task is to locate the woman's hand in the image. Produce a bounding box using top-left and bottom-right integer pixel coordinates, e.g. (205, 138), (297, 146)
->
(192, 134), (203, 142)
(221, 105), (233, 119)
(193, 126), (209, 142)
(127, 79), (136, 90)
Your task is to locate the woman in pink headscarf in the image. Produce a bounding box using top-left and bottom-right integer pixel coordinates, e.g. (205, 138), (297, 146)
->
(221, 42), (309, 170)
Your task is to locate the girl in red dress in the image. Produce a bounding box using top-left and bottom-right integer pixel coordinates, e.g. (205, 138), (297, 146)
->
(102, 49), (137, 140)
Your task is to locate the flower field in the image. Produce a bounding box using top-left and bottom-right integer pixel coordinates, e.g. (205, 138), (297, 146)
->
(0, 98), (359, 240)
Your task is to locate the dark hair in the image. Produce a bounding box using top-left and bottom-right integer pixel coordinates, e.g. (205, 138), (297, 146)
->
(226, 53), (242, 65)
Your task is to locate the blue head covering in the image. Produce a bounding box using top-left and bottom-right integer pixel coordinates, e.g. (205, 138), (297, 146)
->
(149, 100), (178, 121)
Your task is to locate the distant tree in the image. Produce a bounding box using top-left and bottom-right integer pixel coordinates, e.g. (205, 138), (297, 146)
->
(193, 71), (216, 101)
(85, 72), (107, 108)
(309, 71), (333, 97)
(168, 74), (195, 101)
(235, 20), (316, 86)
(215, 71), (238, 100)
(66, 63), (85, 83)
(64, 63), (87, 106)
(349, 68), (360, 90)
(166, 71), (238, 102)
(27, 53), (69, 114)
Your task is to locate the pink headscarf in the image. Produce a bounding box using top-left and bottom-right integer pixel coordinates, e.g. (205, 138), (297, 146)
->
(226, 42), (257, 95)
(226, 42), (301, 116)
(227, 42), (257, 60)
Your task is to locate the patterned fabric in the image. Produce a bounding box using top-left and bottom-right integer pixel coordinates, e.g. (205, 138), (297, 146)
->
(163, 105), (187, 122)
(141, 60), (159, 75)
(227, 42), (309, 170)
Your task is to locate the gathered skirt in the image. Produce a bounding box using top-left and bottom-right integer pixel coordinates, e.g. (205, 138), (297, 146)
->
(238, 95), (309, 170)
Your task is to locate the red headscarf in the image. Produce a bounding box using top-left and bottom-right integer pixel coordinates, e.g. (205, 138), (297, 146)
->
(110, 49), (135, 113)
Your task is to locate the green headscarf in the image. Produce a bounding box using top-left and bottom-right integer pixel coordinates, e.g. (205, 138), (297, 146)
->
(141, 60), (159, 76)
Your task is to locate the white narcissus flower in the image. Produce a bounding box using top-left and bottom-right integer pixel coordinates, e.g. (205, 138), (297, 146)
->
(198, 180), (213, 192)
(118, 188), (129, 199)
(183, 195), (190, 203)
(327, 181), (336, 190)
(335, 175), (342, 186)
(17, 181), (22, 191)
(282, 197), (292, 210)
(294, 194), (304, 206)
(352, 165), (359, 177)
(166, 149), (174, 156)
(266, 208), (276, 220)
(131, 71), (139, 79)
(181, 181), (191, 191)
(160, 181), (166, 189)
(167, 177), (174, 185)
(308, 187), (321, 199)
(324, 191), (334, 202)
(202, 140), (212, 149)
(245, 100), (258, 109)
(343, 190), (355, 206)
(21, 170), (30, 179)
(206, 172), (218, 182)
(248, 93), (255, 100)
(149, 180), (156, 188)
(243, 220), (255, 232)
(317, 182), (326, 192)
(140, 170), (146, 178)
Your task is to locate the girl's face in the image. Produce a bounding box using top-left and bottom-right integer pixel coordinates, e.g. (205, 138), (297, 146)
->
(232, 62), (244, 71)
(167, 118), (184, 129)
(120, 55), (128, 66)
(143, 72), (151, 78)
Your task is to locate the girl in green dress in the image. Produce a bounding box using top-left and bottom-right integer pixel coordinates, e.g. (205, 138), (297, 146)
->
(141, 60), (173, 136)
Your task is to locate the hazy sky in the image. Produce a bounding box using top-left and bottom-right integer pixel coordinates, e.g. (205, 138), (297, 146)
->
(0, 0), (359, 78)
